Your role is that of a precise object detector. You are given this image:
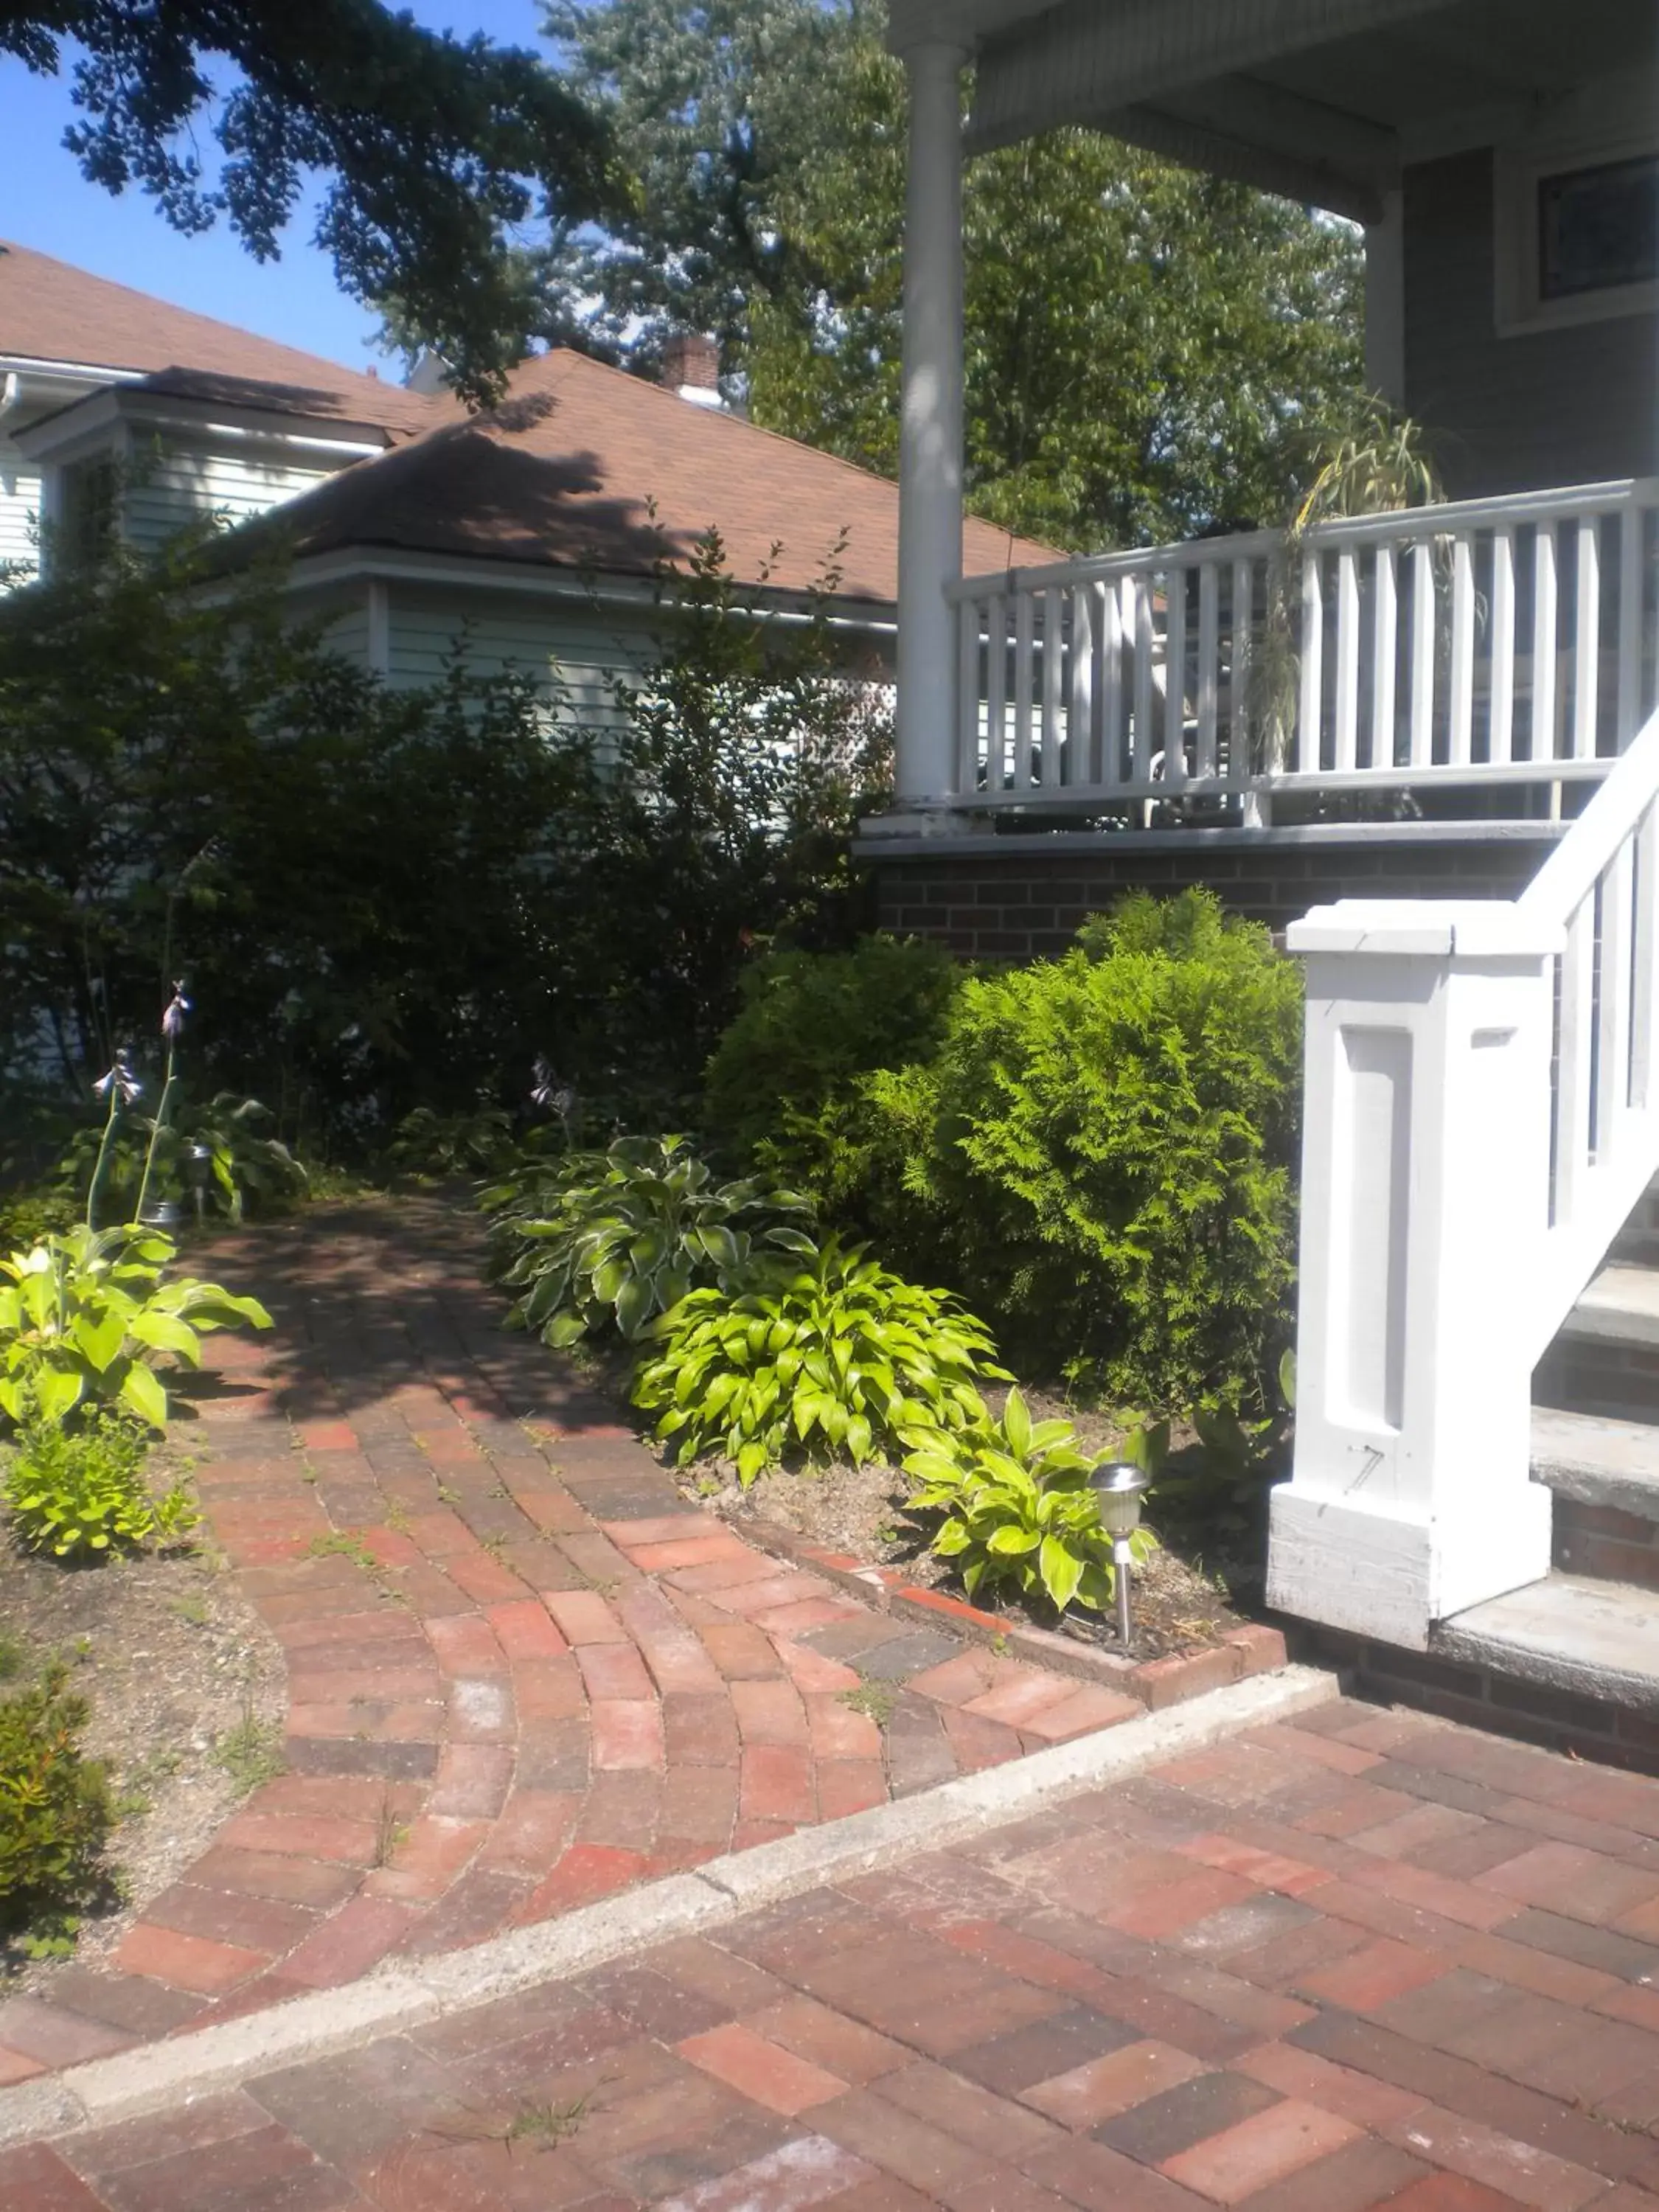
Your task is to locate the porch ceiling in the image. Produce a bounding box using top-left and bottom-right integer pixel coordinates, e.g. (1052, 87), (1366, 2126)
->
(888, 0), (1657, 221)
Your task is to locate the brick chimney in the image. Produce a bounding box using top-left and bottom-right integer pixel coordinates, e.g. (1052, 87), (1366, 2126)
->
(661, 333), (722, 407)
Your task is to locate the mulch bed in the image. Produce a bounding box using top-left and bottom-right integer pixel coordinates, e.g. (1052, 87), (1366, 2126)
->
(0, 1444), (284, 1991)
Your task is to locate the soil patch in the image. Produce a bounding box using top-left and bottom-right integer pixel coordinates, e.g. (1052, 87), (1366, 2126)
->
(0, 1444), (284, 1991)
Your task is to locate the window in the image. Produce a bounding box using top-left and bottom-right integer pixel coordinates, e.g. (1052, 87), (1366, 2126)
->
(1539, 155), (1659, 302)
(1495, 131), (1659, 334)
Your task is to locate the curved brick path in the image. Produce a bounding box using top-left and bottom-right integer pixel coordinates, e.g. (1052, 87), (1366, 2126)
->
(0, 1200), (1181, 2084)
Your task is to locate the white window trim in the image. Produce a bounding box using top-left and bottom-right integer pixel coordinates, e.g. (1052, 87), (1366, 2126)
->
(1495, 125), (1659, 337)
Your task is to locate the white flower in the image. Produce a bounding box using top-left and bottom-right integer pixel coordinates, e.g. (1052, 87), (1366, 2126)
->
(92, 1051), (142, 1105)
(161, 983), (191, 1045)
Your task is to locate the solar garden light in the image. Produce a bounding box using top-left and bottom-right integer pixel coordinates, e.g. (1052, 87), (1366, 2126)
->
(1091, 1460), (1152, 1649)
(184, 1142), (214, 1225)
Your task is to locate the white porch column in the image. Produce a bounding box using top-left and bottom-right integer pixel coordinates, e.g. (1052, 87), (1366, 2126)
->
(1267, 900), (1561, 1651)
(895, 38), (967, 808)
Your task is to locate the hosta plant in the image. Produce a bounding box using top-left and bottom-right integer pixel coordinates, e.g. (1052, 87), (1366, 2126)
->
(61, 1091), (307, 1222)
(3, 1412), (198, 1559)
(902, 1388), (1157, 1616)
(486, 1135), (815, 1346)
(0, 1226), (272, 1430)
(633, 1239), (1007, 1485)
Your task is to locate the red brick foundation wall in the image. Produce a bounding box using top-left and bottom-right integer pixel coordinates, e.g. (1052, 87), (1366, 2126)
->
(864, 829), (1559, 959)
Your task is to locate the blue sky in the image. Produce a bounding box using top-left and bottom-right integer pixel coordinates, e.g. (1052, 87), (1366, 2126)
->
(0, 0), (553, 372)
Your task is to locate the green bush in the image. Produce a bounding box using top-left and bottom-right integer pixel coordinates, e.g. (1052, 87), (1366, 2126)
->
(485, 1135), (816, 1346)
(0, 1225), (272, 1429)
(4, 1412), (199, 1559)
(385, 1103), (516, 1180)
(633, 1239), (1006, 1485)
(903, 1388), (1155, 1615)
(702, 935), (961, 1209)
(866, 891), (1303, 1411)
(0, 1661), (116, 1948)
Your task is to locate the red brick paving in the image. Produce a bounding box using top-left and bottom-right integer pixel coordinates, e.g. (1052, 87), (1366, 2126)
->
(1, 1202), (1177, 2092)
(19, 1697), (1659, 2205)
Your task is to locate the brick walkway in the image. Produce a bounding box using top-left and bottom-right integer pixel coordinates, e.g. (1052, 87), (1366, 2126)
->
(15, 1697), (1659, 2208)
(0, 1200), (1232, 2087)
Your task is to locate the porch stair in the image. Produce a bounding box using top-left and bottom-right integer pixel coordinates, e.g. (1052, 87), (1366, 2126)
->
(1431, 1214), (1659, 1734)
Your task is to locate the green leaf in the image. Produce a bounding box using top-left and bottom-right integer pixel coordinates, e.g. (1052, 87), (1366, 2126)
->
(1002, 1388), (1032, 1458)
(545, 1309), (590, 1348)
(614, 1272), (655, 1340)
(118, 1360), (169, 1430)
(1039, 1537), (1085, 1613)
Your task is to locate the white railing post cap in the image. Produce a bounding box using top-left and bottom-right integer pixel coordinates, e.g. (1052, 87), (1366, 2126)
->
(1286, 899), (1565, 960)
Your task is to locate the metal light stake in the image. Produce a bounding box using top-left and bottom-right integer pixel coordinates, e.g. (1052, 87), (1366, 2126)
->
(1091, 1460), (1152, 1650)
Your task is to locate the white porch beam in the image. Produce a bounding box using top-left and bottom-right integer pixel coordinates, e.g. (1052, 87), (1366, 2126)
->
(969, 0), (1454, 153)
(1105, 102), (1387, 224)
(895, 39), (967, 809)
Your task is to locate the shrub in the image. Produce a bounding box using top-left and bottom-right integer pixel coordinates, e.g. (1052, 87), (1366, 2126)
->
(903, 1388), (1155, 1615)
(385, 1103), (515, 1180)
(866, 891), (1303, 1411)
(3, 1412), (199, 1559)
(633, 1239), (1006, 1484)
(485, 1135), (816, 1346)
(0, 1225), (272, 1429)
(702, 935), (961, 1207)
(0, 1660), (116, 1948)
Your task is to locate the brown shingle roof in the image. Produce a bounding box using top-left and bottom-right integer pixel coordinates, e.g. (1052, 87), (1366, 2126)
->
(246, 347), (1060, 599)
(0, 240), (435, 435)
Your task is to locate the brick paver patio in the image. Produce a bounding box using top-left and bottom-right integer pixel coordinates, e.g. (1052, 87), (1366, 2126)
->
(0, 1200), (1247, 2087)
(13, 1696), (1659, 2208)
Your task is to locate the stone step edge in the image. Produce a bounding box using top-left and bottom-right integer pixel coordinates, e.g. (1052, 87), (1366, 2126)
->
(1433, 1587), (1659, 1717)
(719, 1509), (1287, 1708)
(0, 1663), (1338, 2151)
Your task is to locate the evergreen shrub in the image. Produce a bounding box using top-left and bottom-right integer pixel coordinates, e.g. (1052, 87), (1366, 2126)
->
(701, 934), (960, 1214)
(865, 891), (1303, 1411)
(0, 1662), (115, 1947)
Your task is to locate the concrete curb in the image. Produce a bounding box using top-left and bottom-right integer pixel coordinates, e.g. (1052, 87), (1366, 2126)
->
(0, 1662), (1338, 2149)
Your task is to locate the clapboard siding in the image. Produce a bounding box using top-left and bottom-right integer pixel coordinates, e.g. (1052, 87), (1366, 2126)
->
(122, 437), (343, 552)
(1405, 149), (1658, 497)
(0, 447), (41, 583)
(383, 585), (658, 724)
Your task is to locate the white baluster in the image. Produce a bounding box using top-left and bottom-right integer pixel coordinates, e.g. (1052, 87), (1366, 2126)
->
(1102, 579), (1124, 789)
(1041, 586), (1062, 785)
(1633, 800), (1659, 1113)
(1554, 897), (1597, 1220)
(1133, 574), (1155, 785)
(1574, 516), (1601, 761)
(1231, 556), (1254, 789)
(1070, 584), (1096, 787)
(956, 596), (980, 795)
(1409, 538), (1436, 768)
(1489, 529), (1515, 765)
(1449, 531), (1475, 766)
(986, 590), (1007, 791)
(1598, 838), (1636, 1147)
(1164, 566), (1188, 787)
(1533, 525), (1559, 762)
(1013, 586), (1034, 790)
(1298, 549), (1324, 774)
(1335, 546), (1360, 772)
(1196, 560), (1220, 781)
(1372, 543), (1398, 768)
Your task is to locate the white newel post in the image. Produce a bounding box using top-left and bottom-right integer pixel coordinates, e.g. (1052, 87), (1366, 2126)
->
(1267, 901), (1562, 1650)
(894, 38), (966, 811)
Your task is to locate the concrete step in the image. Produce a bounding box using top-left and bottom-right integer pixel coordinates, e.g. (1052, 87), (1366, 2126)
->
(1436, 1573), (1659, 1717)
(1536, 1262), (1659, 1422)
(1531, 1405), (1659, 1517)
(1560, 1263), (1659, 1346)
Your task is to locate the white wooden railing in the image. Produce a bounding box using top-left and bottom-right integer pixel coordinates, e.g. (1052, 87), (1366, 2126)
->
(1267, 700), (1659, 1652)
(953, 479), (1658, 815)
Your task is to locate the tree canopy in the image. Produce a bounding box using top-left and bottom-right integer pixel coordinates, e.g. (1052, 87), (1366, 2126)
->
(543, 0), (1366, 549)
(0, 0), (616, 404)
